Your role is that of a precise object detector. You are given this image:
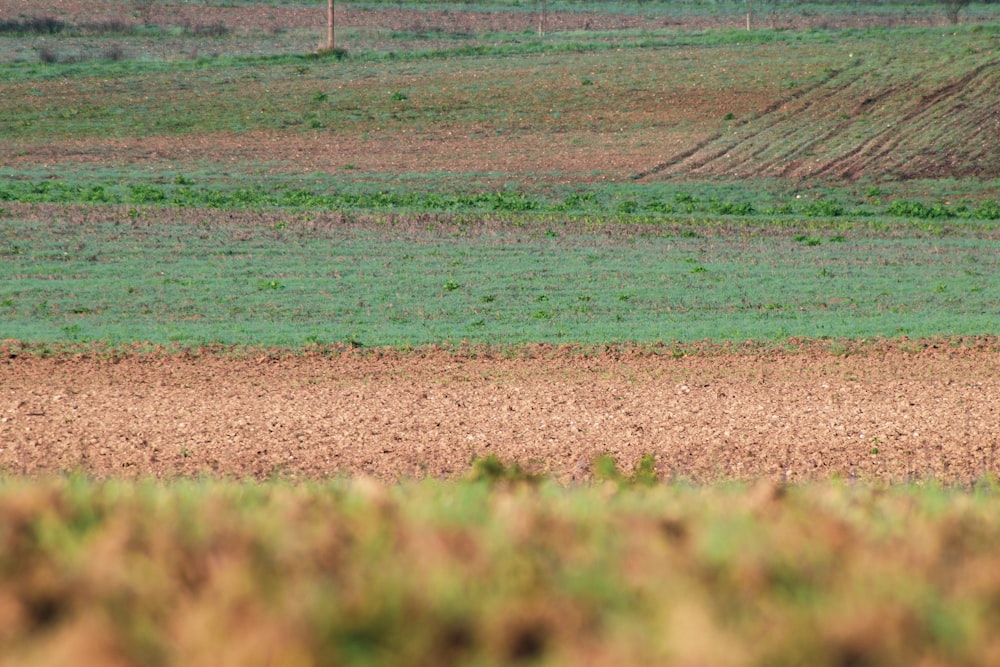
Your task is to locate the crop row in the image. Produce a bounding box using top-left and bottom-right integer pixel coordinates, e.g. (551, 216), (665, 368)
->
(3, 180), (999, 222)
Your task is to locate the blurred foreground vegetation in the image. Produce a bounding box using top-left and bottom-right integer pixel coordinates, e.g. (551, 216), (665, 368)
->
(2, 466), (999, 666)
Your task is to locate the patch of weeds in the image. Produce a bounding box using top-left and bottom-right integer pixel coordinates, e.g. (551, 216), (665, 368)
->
(690, 265), (707, 274)
(763, 203), (794, 215)
(646, 199), (674, 214)
(617, 200), (639, 215)
(972, 200), (1000, 220)
(532, 310), (553, 320)
(61, 324), (83, 340)
(466, 455), (540, 485)
(558, 193), (598, 210)
(632, 455), (658, 486)
(885, 199), (952, 220)
(794, 235), (822, 246)
(257, 280), (284, 291)
(313, 92), (328, 102)
(710, 201), (755, 216)
(491, 192), (539, 212)
(390, 91), (408, 101)
(443, 280), (461, 292)
(801, 200), (844, 217)
(723, 112), (736, 120)
(673, 193), (700, 212)
(593, 453), (658, 487)
(480, 294), (495, 303)
(129, 184), (166, 204)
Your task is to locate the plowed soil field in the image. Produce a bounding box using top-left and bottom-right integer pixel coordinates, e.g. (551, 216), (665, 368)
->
(3, 341), (997, 485)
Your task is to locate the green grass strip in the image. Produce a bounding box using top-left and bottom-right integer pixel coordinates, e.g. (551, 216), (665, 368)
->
(1, 209), (997, 347)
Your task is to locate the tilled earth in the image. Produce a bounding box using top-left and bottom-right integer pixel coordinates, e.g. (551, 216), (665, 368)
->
(2, 341), (997, 485)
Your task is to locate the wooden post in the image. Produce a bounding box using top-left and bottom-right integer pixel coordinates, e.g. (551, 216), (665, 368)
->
(327, 0), (335, 49)
(746, 0), (752, 31)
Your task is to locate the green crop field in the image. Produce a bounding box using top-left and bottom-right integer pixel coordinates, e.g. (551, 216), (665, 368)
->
(1, 205), (998, 347)
(2, 1), (999, 665)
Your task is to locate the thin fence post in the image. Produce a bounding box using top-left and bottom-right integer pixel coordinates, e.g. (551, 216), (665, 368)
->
(327, 0), (335, 49)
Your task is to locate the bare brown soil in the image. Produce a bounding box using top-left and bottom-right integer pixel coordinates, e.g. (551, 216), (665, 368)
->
(7, 128), (703, 185)
(2, 341), (997, 485)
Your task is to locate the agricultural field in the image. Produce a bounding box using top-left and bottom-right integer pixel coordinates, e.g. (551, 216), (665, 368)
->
(1, 0), (999, 664)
